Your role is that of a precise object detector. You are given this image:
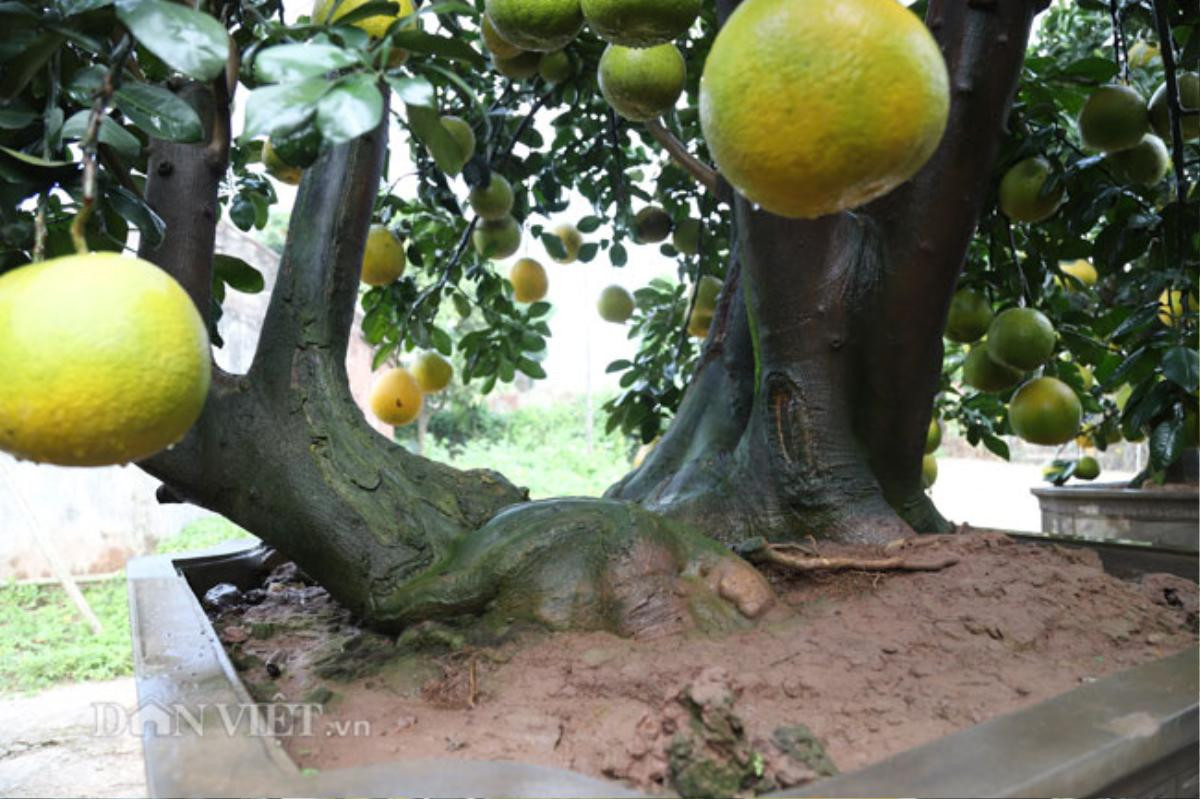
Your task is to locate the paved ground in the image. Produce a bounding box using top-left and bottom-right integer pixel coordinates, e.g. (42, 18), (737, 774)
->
(0, 678), (145, 798)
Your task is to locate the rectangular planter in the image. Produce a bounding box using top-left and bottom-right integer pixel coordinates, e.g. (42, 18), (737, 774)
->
(1032, 483), (1200, 553)
(128, 536), (1199, 799)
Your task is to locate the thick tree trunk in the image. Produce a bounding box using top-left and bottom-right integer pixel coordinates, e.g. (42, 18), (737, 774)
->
(138, 87), (525, 619)
(133, 0), (1045, 634)
(611, 0), (1043, 544)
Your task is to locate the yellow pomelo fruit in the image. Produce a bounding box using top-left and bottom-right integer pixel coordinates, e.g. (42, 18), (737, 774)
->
(1058, 259), (1097, 288)
(313, 0), (415, 39)
(369, 368), (422, 426)
(581, 0), (700, 47)
(632, 437), (658, 468)
(469, 174), (515, 220)
(694, 274), (723, 314)
(687, 308), (712, 339)
(473, 215), (522, 259)
(0, 252), (210, 466)
(482, 13), (524, 59)
(944, 289), (993, 344)
(1074, 455), (1100, 481)
(1078, 84), (1148, 153)
(1158, 288), (1197, 327)
(493, 51), (542, 79)
(1127, 41), (1160, 69)
(1009, 376), (1082, 446)
(921, 454), (938, 489)
(361, 225), (407, 286)
(412, 352), (454, 393)
(632, 205), (672, 244)
(438, 115), (476, 176)
(672, 218), (701, 256)
(987, 307), (1056, 371)
(598, 285), (635, 323)
(599, 43), (685, 122)
(484, 0), (583, 52)
(262, 139), (303, 185)
(538, 50), (572, 83)
(925, 418), (942, 454)
(699, 0), (948, 219)
(1149, 72), (1199, 141)
(1106, 134), (1170, 187)
(549, 223), (583, 263)
(999, 157), (1064, 223)
(510, 258), (549, 302)
(962, 345), (1024, 393)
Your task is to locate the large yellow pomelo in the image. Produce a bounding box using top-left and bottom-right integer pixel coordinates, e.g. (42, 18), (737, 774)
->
(510, 257), (549, 303)
(473, 215), (523, 259)
(597, 285), (635, 323)
(581, 0), (700, 47)
(1149, 72), (1200, 141)
(484, 0), (583, 52)
(998, 157), (1064, 223)
(313, 0), (415, 39)
(1008, 376), (1082, 446)
(361, 225), (407, 286)
(699, 0), (949, 219)
(0, 253), (210, 466)
(599, 43), (685, 122)
(1077, 84), (1148, 153)
(412, 352), (454, 393)
(368, 367), (422, 426)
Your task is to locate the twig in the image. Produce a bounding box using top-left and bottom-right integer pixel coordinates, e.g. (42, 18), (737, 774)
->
(1108, 0), (1128, 85)
(33, 191), (48, 261)
(1003, 217), (1031, 307)
(643, 119), (729, 202)
(70, 35), (134, 254)
(399, 217), (477, 336)
(1149, 0), (1191, 212)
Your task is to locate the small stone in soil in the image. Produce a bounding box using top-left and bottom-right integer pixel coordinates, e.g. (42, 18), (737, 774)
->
(203, 583), (244, 611)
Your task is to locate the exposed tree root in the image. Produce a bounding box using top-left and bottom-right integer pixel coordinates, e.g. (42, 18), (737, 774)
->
(737, 538), (959, 574)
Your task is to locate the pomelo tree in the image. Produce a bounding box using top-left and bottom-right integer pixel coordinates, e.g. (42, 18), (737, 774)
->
(1, 0), (1196, 635)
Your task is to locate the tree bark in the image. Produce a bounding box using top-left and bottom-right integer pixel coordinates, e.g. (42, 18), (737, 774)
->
(612, 0), (1044, 544)
(138, 86), (525, 619)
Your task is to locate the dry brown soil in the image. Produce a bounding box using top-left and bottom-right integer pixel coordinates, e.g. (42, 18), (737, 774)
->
(208, 532), (1198, 795)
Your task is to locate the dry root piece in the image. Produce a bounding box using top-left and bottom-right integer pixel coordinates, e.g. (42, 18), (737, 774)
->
(738, 538), (959, 574)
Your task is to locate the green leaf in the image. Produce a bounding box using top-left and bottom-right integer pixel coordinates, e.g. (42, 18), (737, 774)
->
(62, 111), (141, 159)
(982, 434), (1010, 461)
(386, 76), (434, 107)
(1060, 56), (1119, 82)
(105, 184), (165, 247)
(405, 103), (466, 174)
(540, 232), (566, 260)
(253, 43), (360, 84)
(1149, 418), (1184, 471)
(60, 0), (113, 14)
(315, 74), (383, 145)
(114, 82), (203, 142)
(213, 254), (265, 293)
(1162, 346), (1199, 394)
(610, 242), (627, 267)
(241, 77), (330, 142)
(577, 215), (601, 233)
(390, 29), (485, 69)
(115, 0), (229, 81)
(0, 109), (37, 128)
(0, 145), (74, 169)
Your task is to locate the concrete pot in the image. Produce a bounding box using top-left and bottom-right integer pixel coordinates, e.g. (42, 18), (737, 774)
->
(1031, 481), (1199, 553)
(126, 537), (1199, 798)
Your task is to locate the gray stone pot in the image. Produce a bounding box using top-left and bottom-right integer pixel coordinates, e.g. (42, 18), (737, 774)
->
(126, 537), (1199, 799)
(1032, 481), (1199, 553)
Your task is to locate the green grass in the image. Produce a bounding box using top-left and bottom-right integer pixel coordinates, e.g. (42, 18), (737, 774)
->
(0, 399), (632, 695)
(0, 517), (255, 695)
(421, 399), (634, 499)
(0, 578), (132, 694)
